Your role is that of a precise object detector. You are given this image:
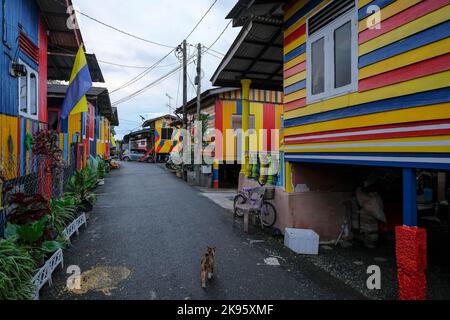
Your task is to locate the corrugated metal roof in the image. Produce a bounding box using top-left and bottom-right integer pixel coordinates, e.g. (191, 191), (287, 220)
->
(142, 115), (177, 128)
(47, 52), (105, 83)
(175, 87), (239, 114)
(47, 84), (116, 124)
(37, 0), (83, 53)
(227, 0), (286, 27)
(211, 18), (283, 90)
(37, 0), (105, 83)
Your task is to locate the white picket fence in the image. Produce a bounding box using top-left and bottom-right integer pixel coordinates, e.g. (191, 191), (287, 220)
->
(31, 213), (87, 300)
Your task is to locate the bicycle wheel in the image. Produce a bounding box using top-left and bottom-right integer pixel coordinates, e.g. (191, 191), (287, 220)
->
(260, 201), (277, 227)
(233, 194), (247, 218)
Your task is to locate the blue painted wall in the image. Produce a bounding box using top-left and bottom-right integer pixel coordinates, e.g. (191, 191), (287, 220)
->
(0, 0), (40, 117)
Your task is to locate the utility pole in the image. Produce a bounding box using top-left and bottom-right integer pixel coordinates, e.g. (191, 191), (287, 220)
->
(196, 43), (202, 121)
(195, 43), (202, 185)
(182, 40), (188, 129)
(181, 40), (188, 182)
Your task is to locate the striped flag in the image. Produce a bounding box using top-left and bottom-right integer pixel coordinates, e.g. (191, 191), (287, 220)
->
(61, 45), (93, 119)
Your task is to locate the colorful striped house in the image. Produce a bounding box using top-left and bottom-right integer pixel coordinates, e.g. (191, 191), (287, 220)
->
(214, 0), (450, 299)
(143, 115), (181, 162)
(0, 0), (49, 180)
(177, 88), (284, 189)
(47, 85), (118, 171)
(282, 0), (450, 171)
(0, 0), (116, 189)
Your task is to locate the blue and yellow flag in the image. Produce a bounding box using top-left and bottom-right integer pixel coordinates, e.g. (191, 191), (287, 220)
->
(61, 45), (93, 119)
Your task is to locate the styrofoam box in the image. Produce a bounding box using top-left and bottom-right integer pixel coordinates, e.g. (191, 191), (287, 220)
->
(284, 228), (319, 255)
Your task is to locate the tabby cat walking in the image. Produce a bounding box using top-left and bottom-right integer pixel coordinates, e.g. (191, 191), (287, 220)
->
(200, 246), (216, 288)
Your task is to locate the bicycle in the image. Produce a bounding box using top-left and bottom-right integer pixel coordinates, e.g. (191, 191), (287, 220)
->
(233, 186), (277, 228)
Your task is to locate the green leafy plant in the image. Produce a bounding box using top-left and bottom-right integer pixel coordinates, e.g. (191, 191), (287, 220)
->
(49, 197), (78, 235)
(67, 166), (98, 207)
(6, 216), (64, 265)
(0, 239), (36, 300)
(97, 158), (110, 180)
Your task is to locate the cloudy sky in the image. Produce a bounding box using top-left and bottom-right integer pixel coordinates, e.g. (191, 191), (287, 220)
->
(73, 0), (241, 139)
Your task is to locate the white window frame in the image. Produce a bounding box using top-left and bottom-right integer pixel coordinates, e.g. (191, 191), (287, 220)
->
(306, 4), (358, 104)
(18, 59), (39, 120)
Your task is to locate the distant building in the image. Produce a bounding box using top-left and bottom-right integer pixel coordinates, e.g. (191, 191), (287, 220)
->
(177, 88), (283, 188)
(143, 115), (181, 163)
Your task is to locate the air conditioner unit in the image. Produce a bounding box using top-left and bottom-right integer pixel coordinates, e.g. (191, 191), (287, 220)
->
(10, 62), (27, 78)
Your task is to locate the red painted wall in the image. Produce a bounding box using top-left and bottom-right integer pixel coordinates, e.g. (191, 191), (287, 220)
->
(38, 17), (48, 124)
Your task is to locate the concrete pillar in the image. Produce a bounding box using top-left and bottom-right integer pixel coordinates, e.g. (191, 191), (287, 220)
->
(241, 79), (251, 177)
(396, 168), (427, 300)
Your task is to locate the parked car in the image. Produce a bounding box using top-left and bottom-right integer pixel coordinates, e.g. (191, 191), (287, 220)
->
(121, 149), (152, 162)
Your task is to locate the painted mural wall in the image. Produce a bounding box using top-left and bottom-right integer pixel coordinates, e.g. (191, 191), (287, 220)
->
(282, 0), (450, 171)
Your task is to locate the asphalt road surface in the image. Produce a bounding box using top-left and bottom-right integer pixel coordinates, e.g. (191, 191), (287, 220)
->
(42, 162), (364, 300)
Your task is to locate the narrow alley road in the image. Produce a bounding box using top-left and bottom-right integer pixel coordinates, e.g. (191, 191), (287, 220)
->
(42, 162), (363, 300)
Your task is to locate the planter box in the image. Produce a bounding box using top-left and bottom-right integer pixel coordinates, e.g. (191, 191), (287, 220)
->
(32, 249), (64, 300)
(284, 228), (319, 255)
(31, 213), (89, 300)
(63, 213), (87, 242)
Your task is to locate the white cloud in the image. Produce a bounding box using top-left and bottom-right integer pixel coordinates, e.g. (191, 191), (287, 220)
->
(74, 0), (240, 139)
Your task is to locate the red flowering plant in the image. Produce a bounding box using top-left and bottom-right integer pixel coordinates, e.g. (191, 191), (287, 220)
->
(32, 130), (65, 175)
(7, 193), (50, 225)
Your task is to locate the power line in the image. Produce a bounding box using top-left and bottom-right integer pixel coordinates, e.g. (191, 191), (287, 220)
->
(112, 54), (197, 107)
(109, 49), (176, 94)
(185, 0), (219, 40)
(112, 65), (183, 106)
(204, 50), (223, 60)
(204, 20), (232, 54)
(49, 0), (177, 49)
(98, 59), (179, 70)
(176, 62), (182, 109)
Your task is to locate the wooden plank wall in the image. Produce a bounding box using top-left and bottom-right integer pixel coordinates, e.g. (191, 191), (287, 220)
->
(282, 0), (450, 169)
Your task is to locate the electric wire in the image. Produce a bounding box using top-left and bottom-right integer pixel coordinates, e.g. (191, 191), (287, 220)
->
(50, 0), (176, 49)
(185, 0), (219, 40)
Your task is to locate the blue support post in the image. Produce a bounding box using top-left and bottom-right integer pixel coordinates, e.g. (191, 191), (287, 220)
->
(403, 168), (418, 227)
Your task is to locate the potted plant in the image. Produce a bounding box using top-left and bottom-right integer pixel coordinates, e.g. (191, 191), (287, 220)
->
(67, 166), (97, 213)
(97, 158), (109, 185)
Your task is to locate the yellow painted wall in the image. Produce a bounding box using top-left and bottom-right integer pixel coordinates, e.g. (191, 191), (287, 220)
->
(0, 115), (19, 180)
